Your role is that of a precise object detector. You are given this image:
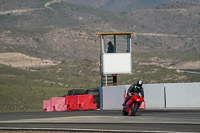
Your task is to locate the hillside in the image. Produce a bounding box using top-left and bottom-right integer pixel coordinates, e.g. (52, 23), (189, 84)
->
(0, 0), (129, 60)
(0, 0), (200, 112)
(0, 0), (200, 67)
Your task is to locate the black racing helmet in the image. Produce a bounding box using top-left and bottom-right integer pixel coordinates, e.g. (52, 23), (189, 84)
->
(136, 80), (143, 87)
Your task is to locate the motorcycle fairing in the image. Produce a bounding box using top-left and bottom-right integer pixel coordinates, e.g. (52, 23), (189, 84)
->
(126, 94), (144, 114)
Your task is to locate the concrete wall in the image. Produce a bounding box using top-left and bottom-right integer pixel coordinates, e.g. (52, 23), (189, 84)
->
(143, 84), (165, 108)
(99, 82), (200, 110)
(165, 83), (200, 108)
(100, 86), (126, 110)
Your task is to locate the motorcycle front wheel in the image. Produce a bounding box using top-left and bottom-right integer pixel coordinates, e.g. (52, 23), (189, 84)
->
(122, 106), (128, 116)
(131, 102), (139, 116)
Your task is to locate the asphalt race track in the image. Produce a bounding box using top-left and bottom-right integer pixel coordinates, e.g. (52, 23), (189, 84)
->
(0, 109), (200, 132)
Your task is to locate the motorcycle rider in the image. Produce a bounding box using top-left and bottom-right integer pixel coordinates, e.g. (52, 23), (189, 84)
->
(122, 80), (144, 106)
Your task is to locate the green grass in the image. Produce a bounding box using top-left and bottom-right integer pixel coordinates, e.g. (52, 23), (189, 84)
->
(1, 60), (200, 112)
(0, 60), (101, 112)
(0, 64), (69, 112)
(132, 50), (200, 63)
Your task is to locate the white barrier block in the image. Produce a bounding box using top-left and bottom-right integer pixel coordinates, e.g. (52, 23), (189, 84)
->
(143, 84), (165, 108)
(165, 82), (200, 108)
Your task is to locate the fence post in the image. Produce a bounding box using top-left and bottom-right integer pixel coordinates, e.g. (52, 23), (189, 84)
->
(164, 87), (167, 108)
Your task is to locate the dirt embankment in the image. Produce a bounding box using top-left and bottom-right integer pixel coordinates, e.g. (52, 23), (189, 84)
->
(139, 57), (200, 71)
(169, 61), (200, 70)
(0, 52), (58, 70)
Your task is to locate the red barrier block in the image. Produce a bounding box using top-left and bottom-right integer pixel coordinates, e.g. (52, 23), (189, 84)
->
(139, 102), (145, 110)
(51, 97), (67, 112)
(65, 95), (79, 111)
(65, 95), (97, 111)
(77, 95), (97, 110)
(43, 100), (53, 112)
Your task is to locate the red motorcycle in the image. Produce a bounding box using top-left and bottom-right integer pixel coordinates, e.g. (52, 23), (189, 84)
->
(122, 92), (144, 116)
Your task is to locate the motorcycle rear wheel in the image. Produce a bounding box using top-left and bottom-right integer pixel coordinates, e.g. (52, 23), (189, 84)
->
(131, 102), (139, 116)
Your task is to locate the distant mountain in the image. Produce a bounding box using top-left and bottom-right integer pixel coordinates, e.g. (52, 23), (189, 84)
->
(0, 0), (200, 67)
(62, 0), (164, 12)
(0, 0), (129, 60)
(62, 0), (200, 12)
